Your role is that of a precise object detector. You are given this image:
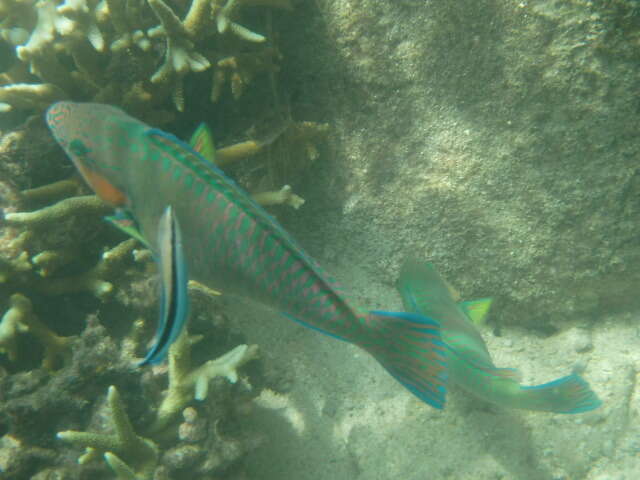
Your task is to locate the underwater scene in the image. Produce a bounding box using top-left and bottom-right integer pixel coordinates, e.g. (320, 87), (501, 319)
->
(0, 0), (638, 479)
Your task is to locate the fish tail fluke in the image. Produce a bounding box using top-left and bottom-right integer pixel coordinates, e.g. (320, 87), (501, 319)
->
(362, 310), (448, 409)
(517, 373), (602, 414)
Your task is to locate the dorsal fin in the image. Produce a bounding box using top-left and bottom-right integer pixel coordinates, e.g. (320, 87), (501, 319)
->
(189, 123), (217, 164)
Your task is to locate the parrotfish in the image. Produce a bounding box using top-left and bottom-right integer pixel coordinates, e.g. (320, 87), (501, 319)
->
(46, 102), (448, 409)
(397, 259), (602, 413)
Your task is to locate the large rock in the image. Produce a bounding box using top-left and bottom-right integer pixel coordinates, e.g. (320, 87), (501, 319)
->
(236, 2), (640, 480)
(282, 0), (640, 330)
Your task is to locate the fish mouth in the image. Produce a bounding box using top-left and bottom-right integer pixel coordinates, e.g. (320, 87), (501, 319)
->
(46, 101), (73, 131)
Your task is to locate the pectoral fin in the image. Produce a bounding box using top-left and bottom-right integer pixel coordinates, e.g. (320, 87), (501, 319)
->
(104, 209), (150, 247)
(139, 206), (189, 365)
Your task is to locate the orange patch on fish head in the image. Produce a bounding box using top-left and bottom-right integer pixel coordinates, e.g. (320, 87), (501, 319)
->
(76, 162), (128, 207)
(66, 137), (129, 207)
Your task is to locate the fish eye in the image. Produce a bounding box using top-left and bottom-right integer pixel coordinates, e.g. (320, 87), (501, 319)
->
(69, 139), (91, 157)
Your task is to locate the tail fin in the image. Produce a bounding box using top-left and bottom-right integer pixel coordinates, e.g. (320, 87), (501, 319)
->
(362, 311), (448, 409)
(518, 373), (602, 414)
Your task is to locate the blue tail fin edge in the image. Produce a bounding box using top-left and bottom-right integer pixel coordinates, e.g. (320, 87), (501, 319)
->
(521, 373), (602, 414)
(369, 310), (448, 410)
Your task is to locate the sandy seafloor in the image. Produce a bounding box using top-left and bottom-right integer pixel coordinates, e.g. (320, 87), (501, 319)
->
(230, 268), (638, 480)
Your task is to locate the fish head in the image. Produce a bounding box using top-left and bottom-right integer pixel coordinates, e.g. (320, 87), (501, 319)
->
(46, 101), (145, 207)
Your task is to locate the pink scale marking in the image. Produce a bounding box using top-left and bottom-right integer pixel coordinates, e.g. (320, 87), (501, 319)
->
(312, 292), (330, 307)
(234, 211), (246, 231)
(297, 271), (312, 295)
(278, 250), (291, 268)
(222, 201), (234, 223)
(319, 303), (338, 317)
(270, 249), (290, 272)
(258, 230), (269, 250)
(280, 260), (303, 285)
(207, 195), (228, 234)
(246, 220), (257, 240)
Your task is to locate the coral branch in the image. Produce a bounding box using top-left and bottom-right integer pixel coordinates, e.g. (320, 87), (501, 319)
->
(58, 385), (159, 480)
(151, 332), (258, 432)
(35, 238), (138, 299)
(0, 83), (68, 112)
(210, 48), (280, 102)
(18, 177), (85, 207)
(4, 195), (109, 230)
(252, 184), (305, 209)
(0, 293), (74, 369)
(0, 293), (30, 361)
(147, 0), (210, 84)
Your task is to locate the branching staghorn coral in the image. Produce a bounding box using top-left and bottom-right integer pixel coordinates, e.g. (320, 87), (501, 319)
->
(5, 194), (108, 230)
(33, 238), (139, 298)
(17, 176), (85, 208)
(210, 46), (281, 102)
(252, 184), (304, 209)
(52, 325), (258, 478)
(101, 0), (151, 52)
(0, 64), (290, 480)
(0, 83), (67, 112)
(0, 0), (294, 115)
(1, 193), (140, 299)
(0, 293), (74, 369)
(57, 385), (160, 480)
(151, 331), (258, 432)
(146, 0), (211, 111)
(0, 293), (29, 361)
(230, 117), (330, 193)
